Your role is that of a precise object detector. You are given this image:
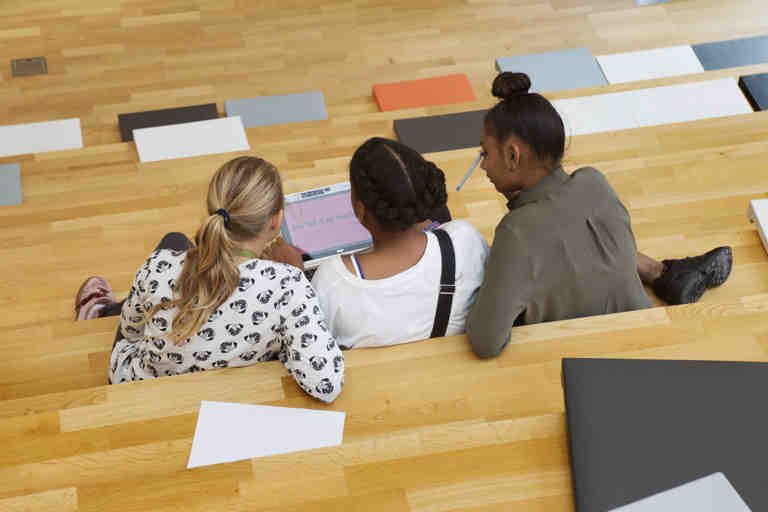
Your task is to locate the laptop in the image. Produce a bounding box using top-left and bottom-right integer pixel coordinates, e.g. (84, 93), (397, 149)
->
(561, 358), (767, 512)
(281, 182), (372, 269)
(609, 473), (750, 511)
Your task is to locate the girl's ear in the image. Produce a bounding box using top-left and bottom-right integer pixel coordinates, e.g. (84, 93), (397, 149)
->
(503, 138), (522, 171)
(270, 209), (284, 233)
(352, 197), (366, 224)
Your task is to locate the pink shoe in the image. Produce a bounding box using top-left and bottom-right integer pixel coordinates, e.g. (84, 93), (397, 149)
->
(75, 276), (117, 321)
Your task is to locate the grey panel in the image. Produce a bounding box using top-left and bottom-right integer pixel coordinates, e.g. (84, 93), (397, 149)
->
(393, 110), (486, 154)
(0, 163), (22, 206)
(495, 48), (607, 93)
(739, 73), (768, 111)
(635, 0), (668, 5)
(225, 91), (328, 128)
(562, 358), (768, 512)
(693, 36), (768, 71)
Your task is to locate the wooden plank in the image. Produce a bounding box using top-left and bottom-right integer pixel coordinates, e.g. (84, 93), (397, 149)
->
(0, 488), (78, 512)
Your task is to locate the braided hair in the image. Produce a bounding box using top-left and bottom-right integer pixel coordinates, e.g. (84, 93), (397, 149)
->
(350, 138), (448, 231)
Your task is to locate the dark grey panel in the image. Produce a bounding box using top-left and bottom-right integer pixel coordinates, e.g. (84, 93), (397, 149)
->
(118, 104), (219, 142)
(693, 35), (768, 71)
(739, 73), (768, 111)
(0, 163), (22, 206)
(393, 110), (486, 154)
(562, 358), (768, 512)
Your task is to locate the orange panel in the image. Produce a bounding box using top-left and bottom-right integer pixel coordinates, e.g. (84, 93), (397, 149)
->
(373, 74), (476, 111)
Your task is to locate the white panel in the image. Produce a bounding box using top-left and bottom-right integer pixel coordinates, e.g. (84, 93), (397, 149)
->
(748, 199), (768, 255)
(632, 78), (752, 127)
(609, 473), (751, 512)
(133, 116), (250, 163)
(597, 46), (704, 84)
(554, 91), (638, 136)
(0, 118), (83, 158)
(187, 401), (345, 468)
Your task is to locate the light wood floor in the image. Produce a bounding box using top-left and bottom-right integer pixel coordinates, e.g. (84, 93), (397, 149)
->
(1, 0), (768, 510)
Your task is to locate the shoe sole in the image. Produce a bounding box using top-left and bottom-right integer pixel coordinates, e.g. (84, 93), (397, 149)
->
(700, 247), (733, 288)
(679, 272), (708, 304)
(74, 276), (108, 320)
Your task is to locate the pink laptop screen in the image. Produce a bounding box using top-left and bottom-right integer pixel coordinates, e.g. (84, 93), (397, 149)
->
(283, 191), (372, 256)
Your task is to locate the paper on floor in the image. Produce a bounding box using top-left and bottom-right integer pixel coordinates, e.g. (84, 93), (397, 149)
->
(609, 473), (751, 511)
(187, 401), (345, 469)
(748, 199), (768, 255)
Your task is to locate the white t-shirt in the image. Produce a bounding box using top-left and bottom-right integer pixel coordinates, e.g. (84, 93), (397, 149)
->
(311, 220), (489, 349)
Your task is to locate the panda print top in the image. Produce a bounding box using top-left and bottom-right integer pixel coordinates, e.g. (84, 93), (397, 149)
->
(109, 248), (344, 403)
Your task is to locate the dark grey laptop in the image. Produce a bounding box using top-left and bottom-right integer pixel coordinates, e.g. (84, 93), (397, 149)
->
(562, 358), (767, 512)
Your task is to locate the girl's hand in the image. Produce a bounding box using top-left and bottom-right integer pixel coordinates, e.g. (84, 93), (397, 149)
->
(263, 237), (305, 270)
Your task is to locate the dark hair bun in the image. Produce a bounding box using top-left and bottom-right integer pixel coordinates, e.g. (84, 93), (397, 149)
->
(492, 72), (532, 100)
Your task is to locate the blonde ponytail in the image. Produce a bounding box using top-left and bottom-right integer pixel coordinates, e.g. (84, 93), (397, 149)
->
(147, 156), (284, 344)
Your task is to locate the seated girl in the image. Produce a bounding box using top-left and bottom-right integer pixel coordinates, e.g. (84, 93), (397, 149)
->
(311, 137), (489, 349)
(467, 72), (733, 359)
(74, 156), (344, 403)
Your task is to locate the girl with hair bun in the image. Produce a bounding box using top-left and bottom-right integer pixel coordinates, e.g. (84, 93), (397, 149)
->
(311, 137), (489, 349)
(467, 72), (733, 359)
(74, 156), (344, 403)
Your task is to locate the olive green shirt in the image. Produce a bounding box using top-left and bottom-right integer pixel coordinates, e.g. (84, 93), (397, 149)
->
(466, 166), (652, 358)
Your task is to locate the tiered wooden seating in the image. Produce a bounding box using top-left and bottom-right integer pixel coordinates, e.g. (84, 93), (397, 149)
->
(2, 297), (768, 511)
(1, 0), (768, 510)
(2, 111), (767, 403)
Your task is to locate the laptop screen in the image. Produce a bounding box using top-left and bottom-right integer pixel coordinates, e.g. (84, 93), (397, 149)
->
(282, 185), (372, 260)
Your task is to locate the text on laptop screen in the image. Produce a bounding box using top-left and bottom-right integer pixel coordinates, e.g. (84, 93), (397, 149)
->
(283, 191), (372, 256)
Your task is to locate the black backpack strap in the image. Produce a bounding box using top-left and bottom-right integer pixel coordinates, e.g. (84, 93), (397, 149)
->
(430, 228), (456, 338)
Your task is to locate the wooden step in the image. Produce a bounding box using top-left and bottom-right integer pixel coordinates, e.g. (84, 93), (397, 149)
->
(0, 297), (766, 509)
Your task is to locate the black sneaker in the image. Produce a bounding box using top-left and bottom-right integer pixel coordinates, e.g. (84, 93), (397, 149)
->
(652, 247), (733, 305)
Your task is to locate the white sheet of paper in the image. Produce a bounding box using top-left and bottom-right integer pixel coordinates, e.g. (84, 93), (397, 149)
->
(187, 401), (345, 469)
(133, 116), (250, 163)
(597, 46), (704, 84)
(0, 118), (83, 158)
(609, 473), (751, 512)
(748, 199), (768, 255)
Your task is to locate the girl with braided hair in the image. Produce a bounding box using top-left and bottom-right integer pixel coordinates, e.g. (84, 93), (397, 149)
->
(311, 137), (489, 349)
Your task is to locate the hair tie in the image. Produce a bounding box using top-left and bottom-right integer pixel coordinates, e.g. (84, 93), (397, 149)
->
(214, 208), (230, 225)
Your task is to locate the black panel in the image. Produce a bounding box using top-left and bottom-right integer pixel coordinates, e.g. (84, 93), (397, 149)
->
(118, 103), (219, 142)
(739, 73), (768, 111)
